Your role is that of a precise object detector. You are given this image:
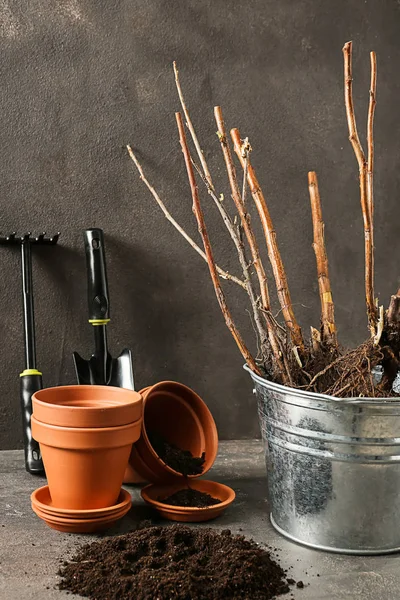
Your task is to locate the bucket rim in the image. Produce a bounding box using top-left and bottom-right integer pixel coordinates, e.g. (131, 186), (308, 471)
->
(243, 364), (400, 406)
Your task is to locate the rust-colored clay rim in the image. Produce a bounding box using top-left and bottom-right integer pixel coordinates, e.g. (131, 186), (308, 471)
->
(33, 385), (142, 428)
(141, 479), (235, 522)
(31, 415), (142, 449)
(31, 486), (131, 518)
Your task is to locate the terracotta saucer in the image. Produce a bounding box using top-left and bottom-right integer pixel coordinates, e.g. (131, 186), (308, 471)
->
(32, 504), (129, 533)
(32, 502), (130, 531)
(31, 486), (132, 533)
(31, 486), (131, 518)
(32, 501), (129, 523)
(141, 479), (235, 523)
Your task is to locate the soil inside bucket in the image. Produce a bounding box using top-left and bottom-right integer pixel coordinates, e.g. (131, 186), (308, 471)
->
(148, 431), (205, 476)
(58, 524), (297, 600)
(159, 488), (221, 507)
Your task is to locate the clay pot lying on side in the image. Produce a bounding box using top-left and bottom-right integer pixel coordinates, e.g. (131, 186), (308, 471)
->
(125, 381), (218, 484)
(31, 416), (141, 510)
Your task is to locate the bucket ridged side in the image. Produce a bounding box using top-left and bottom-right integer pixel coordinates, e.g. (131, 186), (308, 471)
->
(245, 364), (400, 554)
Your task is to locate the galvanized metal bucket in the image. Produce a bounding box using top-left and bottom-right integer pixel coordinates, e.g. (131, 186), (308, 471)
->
(245, 364), (400, 554)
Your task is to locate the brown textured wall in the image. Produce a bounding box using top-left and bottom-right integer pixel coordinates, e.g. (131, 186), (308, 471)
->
(1, 0), (400, 448)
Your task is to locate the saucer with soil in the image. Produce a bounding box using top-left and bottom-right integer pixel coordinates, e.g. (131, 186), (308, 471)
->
(141, 435), (233, 522)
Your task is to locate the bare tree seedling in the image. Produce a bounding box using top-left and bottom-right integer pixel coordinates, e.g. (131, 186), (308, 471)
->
(128, 42), (400, 398)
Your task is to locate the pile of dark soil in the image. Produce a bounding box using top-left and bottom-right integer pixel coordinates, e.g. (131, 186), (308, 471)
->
(58, 524), (297, 600)
(160, 488), (221, 507)
(148, 431), (205, 476)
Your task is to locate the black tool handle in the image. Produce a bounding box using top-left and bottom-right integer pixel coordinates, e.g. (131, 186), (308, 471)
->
(20, 373), (44, 474)
(21, 240), (37, 370)
(84, 229), (110, 321)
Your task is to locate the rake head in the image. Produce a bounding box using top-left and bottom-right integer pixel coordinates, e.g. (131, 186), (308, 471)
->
(0, 232), (60, 245)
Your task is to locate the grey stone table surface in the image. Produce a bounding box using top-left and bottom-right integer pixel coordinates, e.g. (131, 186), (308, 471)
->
(1, 441), (399, 600)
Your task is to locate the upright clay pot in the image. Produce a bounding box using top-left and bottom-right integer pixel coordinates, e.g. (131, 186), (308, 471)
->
(32, 385), (142, 428)
(125, 381), (218, 484)
(31, 415), (141, 509)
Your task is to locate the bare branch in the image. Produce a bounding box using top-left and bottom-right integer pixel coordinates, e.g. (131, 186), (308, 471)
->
(215, 110), (272, 313)
(173, 63), (269, 353)
(367, 51), (377, 317)
(175, 111), (261, 375)
(126, 144), (245, 289)
(241, 138), (250, 209)
(308, 171), (337, 346)
(173, 61), (213, 188)
(342, 42), (366, 168)
(193, 159), (270, 355)
(367, 51), (377, 227)
(231, 127), (305, 354)
(343, 41), (377, 336)
(215, 106), (289, 383)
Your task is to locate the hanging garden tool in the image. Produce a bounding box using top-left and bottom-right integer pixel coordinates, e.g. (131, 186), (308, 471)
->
(0, 232), (59, 474)
(73, 228), (134, 390)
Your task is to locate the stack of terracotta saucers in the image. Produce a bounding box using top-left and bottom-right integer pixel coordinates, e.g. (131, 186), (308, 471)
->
(31, 487), (132, 533)
(30, 385), (142, 533)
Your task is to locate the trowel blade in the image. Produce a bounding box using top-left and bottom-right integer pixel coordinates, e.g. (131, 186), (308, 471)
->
(109, 349), (135, 390)
(73, 349), (135, 390)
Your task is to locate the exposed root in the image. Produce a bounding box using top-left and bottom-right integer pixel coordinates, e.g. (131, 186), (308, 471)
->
(303, 340), (387, 398)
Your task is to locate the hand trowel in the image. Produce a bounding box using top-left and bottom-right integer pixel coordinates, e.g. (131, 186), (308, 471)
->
(73, 228), (134, 390)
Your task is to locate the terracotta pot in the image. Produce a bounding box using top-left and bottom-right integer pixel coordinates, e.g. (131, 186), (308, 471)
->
(32, 385), (142, 428)
(124, 387), (151, 484)
(126, 381), (218, 484)
(141, 479), (235, 522)
(31, 415), (141, 509)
